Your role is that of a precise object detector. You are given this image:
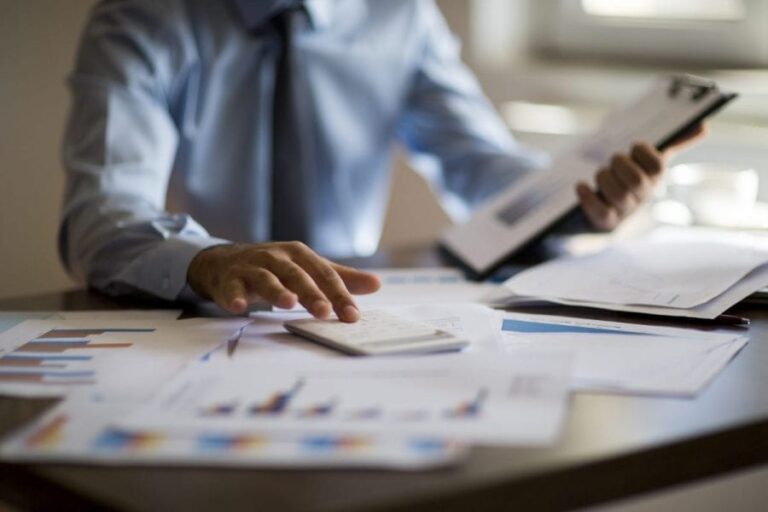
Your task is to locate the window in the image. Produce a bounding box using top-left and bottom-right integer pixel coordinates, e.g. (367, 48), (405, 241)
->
(530, 0), (768, 67)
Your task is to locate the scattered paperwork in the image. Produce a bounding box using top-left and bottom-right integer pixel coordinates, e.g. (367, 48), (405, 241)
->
(0, 270), (754, 470)
(0, 311), (469, 469)
(119, 353), (572, 445)
(499, 312), (747, 396)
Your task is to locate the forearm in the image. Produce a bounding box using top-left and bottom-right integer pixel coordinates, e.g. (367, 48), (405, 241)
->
(60, 196), (228, 301)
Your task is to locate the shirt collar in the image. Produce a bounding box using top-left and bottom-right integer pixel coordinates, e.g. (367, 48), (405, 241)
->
(232, 0), (334, 31)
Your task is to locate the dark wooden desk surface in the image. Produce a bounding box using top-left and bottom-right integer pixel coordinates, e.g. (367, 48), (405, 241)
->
(1, 246), (767, 512)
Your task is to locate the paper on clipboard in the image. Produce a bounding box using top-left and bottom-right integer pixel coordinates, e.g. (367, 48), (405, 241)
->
(441, 75), (737, 276)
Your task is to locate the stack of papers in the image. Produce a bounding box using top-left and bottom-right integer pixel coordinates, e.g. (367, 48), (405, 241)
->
(494, 231), (768, 319)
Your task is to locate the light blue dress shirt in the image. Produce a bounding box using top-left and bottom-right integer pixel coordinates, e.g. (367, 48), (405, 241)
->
(59, 0), (548, 301)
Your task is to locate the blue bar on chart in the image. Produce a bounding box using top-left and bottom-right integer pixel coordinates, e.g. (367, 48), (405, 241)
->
(248, 379), (305, 416)
(501, 318), (642, 336)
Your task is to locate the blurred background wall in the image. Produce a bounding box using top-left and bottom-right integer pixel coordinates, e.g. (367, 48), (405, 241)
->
(0, 0), (94, 299)
(2, 0), (768, 297)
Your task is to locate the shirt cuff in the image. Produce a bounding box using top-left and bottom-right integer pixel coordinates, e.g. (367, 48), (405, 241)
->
(131, 235), (230, 302)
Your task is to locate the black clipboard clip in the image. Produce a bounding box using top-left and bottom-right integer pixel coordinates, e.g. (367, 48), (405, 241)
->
(668, 75), (717, 101)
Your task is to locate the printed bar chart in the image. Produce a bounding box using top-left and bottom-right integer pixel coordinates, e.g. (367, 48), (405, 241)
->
(0, 327), (155, 386)
(197, 382), (495, 423)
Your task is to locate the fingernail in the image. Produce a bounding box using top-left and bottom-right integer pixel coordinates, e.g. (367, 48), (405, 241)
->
(312, 300), (330, 317)
(277, 292), (297, 309)
(342, 305), (359, 322)
(231, 298), (247, 312)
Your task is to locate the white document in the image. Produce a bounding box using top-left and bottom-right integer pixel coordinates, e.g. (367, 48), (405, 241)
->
(357, 269), (497, 309)
(442, 76), (736, 275)
(498, 312), (747, 397)
(549, 263), (768, 320)
(0, 317), (250, 398)
(269, 268), (498, 313)
(504, 239), (768, 309)
(0, 400), (465, 470)
(119, 353), (572, 445)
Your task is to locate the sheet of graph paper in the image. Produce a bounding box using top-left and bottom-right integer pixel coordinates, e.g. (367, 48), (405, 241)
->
(119, 353), (572, 445)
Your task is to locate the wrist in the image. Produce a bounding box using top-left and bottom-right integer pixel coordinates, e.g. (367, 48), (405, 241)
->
(187, 243), (231, 299)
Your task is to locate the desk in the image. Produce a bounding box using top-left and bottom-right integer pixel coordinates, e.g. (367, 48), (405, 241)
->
(1, 246), (767, 511)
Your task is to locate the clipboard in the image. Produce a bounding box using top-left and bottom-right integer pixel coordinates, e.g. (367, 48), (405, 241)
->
(440, 75), (738, 278)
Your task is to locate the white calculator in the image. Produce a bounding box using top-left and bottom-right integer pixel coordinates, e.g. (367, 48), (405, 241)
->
(283, 310), (469, 356)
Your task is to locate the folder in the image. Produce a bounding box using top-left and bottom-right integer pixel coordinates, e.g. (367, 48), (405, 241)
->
(441, 75), (738, 278)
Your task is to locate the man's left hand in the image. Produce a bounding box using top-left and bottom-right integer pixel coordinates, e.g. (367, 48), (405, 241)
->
(576, 123), (706, 230)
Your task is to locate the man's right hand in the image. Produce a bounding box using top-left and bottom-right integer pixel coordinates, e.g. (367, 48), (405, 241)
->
(187, 242), (381, 322)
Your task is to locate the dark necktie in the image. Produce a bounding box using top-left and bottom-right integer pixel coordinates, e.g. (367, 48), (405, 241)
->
(270, 6), (313, 243)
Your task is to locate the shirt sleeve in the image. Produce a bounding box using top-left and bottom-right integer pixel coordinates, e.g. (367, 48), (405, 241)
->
(395, 0), (550, 219)
(59, 1), (228, 301)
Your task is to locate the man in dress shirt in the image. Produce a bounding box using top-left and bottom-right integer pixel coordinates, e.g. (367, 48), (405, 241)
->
(59, 0), (701, 322)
